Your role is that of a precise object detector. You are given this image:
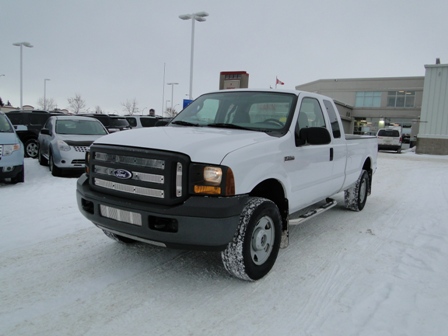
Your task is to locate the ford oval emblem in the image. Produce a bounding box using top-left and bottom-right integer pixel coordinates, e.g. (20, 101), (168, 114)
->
(113, 169), (132, 179)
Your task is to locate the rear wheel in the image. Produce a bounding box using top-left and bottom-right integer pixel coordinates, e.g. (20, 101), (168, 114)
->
(221, 197), (282, 281)
(345, 169), (370, 211)
(25, 139), (39, 158)
(103, 230), (137, 244)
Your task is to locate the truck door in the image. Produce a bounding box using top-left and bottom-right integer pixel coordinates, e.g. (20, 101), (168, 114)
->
(323, 99), (346, 192)
(286, 96), (339, 212)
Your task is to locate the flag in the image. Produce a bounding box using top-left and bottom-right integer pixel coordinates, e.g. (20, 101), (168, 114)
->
(276, 77), (284, 85)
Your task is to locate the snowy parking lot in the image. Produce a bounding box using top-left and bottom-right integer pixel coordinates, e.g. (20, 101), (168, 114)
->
(1, 150), (448, 336)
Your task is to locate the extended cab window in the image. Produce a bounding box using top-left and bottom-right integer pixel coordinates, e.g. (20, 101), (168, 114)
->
(323, 100), (341, 138)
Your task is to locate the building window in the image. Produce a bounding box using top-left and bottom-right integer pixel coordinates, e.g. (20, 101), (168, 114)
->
(355, 92), (382, 107)
(387, 91), (415, 108)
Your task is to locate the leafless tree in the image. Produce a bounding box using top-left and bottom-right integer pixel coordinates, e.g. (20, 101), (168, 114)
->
(37, 97), (57, 111)
(121, 98), (139, 115)
(164, 107), (178, 118)
(95, 106), (104, 114)
(67, 93), (86, 114)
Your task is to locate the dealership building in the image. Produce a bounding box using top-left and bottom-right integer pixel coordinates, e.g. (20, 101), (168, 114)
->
(295, 60), (448, 155)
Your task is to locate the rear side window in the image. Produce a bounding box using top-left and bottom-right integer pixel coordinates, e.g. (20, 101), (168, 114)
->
(378, 130), (400, 137)
(110, 118), (130, 127)
(126, 117), (137, 127)
(140, 118), (159, 127)
(323, 100), (341, 138)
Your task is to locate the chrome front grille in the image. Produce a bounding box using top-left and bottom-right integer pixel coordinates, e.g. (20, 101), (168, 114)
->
(94, 165), (164, 183)
(94, 178), (165, 198)
(89, 146), (189, 205)
(94, 152), (165, 169)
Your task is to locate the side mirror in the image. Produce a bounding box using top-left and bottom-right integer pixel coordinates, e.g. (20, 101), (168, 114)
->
(40, 128), (50, 135)
(296, 127), (331, 146)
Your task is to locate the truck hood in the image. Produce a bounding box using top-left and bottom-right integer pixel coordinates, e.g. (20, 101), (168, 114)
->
(94, 126), (274, 164)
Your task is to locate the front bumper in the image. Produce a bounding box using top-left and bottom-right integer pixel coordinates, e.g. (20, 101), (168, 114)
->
(53, 148), (86, 170)
(0, 164), (23, 181)
(76, 174), (248, 251)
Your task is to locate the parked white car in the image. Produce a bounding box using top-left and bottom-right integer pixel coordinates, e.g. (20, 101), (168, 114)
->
(38, 116), (108, 176)
(124, 115), (166, 128)
(377, 126), (402, 152)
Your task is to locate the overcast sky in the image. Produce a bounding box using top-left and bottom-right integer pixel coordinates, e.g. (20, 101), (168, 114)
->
(2, 0), (447, 114)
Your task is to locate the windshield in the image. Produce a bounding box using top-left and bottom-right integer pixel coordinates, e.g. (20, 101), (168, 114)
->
(170, 91), (297, 135)
(56, 120), (108, 135)
(0, 115), (14, 133)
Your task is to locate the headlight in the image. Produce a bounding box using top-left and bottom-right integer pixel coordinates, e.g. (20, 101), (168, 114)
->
(203, 166), (222, 185)
(2, 143), (21, 156)
(57, 140), (71, 151)
(190, 164), (235, 196)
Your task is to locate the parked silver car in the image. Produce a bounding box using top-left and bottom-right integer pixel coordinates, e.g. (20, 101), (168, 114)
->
(38, 116), (108, 176)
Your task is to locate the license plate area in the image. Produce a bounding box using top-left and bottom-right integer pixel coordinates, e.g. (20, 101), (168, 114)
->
(100, 204), (142, 226)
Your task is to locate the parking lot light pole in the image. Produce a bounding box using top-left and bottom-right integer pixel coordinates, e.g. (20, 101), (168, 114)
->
(167, 83), (179, 113)
(44, 78), (50, 110)
(13, 42), (33, 110)
(178, 11), (209, 100)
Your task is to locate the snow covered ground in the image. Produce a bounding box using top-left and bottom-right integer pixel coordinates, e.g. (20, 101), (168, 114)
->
(1, 150), (448, 336)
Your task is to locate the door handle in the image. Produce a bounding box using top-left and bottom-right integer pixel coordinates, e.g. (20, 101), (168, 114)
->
(330, 148), (334, 161)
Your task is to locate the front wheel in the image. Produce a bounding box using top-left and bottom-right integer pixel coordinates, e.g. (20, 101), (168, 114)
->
(221, 197), (282, 281)
(38, 149), (48, 166)
(344, 169), (370, 211)
(49, 152), (62, 177)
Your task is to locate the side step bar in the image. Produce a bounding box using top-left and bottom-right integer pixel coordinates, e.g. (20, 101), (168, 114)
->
(289, 198), (337, 226)
(281, 198), (337, 248)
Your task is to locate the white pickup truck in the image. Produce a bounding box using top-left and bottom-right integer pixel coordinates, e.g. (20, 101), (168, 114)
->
(76, 89), (378, 281)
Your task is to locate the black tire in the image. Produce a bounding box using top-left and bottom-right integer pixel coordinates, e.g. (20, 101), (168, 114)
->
(12, 165), (25, 183)
(221, 197), (282, 281)
(49, 152), (62, 177)
(38, 149), (48, 166)
(25, 139), (39, 158)
(103, 230), (136, 244)
(344, 169), (370, 211)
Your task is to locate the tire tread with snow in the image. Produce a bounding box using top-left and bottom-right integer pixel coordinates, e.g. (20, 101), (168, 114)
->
(344, 169), (370, 211)
(221, 197), (282, 281)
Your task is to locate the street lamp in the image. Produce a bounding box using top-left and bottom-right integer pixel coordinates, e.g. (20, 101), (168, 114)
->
(44, 78), (50, 110)
(179, 11), (209, 100)
(13, 42), (33, 110)
(167, 82), (179, 112)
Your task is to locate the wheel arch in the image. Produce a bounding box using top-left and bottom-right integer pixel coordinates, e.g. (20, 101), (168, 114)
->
(249, 178), (289, 231)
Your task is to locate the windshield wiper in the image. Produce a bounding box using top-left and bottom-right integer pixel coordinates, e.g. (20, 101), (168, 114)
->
(207, 123), (253, 131)
(171, 120), (200, 127)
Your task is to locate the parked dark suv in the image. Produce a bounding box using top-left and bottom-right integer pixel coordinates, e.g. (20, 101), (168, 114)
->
(83, 114), (131, 133)
(5, 110), (64, 158)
